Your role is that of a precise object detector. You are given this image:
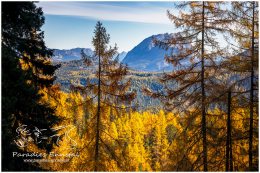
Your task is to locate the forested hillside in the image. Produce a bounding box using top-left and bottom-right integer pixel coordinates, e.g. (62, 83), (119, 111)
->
(1, 1), (259, 172)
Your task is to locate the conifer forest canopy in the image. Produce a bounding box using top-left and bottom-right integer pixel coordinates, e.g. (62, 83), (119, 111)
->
(1, 1), (259, 172)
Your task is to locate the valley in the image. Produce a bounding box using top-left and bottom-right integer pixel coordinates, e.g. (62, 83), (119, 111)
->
(54, 59), (165, 110)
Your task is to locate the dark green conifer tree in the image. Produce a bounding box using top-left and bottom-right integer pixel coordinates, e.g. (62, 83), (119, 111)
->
(2, 2), (60, 171)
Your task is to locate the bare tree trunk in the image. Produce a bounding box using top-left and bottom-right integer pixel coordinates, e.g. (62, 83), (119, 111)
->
(249, 1), (255, 171)
(226, 90), (231, 171)
(230, 110), (233, 172)
(201, 1), (208, 172)
(94, 50), (101, 171)
(226, 89), (233, 171)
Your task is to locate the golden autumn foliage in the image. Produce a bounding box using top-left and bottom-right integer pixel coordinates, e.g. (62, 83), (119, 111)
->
(26, 87), (256, 171)
(2, 2), (258, 172)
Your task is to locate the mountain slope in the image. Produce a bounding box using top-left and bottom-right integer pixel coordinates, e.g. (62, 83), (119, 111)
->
(122, 33), (176, 72)
(117, 51), (127, 62)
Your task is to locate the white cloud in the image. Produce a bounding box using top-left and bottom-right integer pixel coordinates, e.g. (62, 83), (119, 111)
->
(37, 2), (173, 24)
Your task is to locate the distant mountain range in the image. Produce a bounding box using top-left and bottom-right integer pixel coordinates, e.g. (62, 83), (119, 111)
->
(52, 48), (127, 62)
(52, 33), (178, 71)
(52, 48), (94, 62)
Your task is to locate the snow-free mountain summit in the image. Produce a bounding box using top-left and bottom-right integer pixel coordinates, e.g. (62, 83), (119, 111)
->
(122, 33), (176, 72)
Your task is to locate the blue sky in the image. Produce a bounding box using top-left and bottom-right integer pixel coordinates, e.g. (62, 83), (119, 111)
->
(37, 1), (177, 52)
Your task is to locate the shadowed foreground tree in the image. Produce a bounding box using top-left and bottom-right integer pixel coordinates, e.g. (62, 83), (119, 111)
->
(2, 2), (60, 171)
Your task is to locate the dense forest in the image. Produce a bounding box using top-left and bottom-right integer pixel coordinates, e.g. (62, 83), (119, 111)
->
(1, 1), (259, 172)
(54, 60), (164, 110)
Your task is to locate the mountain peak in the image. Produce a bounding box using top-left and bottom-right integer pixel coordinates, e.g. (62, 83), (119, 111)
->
(122, 33), (175, 72)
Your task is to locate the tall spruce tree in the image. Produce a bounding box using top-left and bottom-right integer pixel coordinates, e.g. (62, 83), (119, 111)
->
(73, 21), (136, 171)
(2, 2), (60, 171)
